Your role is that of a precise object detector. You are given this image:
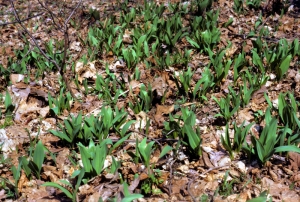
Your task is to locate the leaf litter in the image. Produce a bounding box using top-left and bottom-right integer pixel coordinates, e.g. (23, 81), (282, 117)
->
(0, 0), (300, 201)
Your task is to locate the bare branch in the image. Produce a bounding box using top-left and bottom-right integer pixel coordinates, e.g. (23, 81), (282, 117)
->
(0, 12), (44, 26)
(37, 0), (61, 29)
(64, 0), (82, 28)
(61, 0), (82, 70)
(10, 0), (61, 71)
(9, 0), (83, 99)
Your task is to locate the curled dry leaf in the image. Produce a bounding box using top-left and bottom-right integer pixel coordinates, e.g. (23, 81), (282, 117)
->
(10, 74), (24, 84)
(70, 41), (81, 52)
(288, 152), (300, 171)
(75, 61), (97, 83)
(134, 111), (148, 130)
(261, 177), (300, 201)
(177, 165), (189, 174)
(122, 29), (132, 44)
(152, 76), (168, 97)
(0, 189), (6, 200)
(236, 108), (254, 125)
(154, 104), (174, 127)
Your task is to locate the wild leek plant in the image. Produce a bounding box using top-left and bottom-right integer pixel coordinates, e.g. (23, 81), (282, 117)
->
(137, 138), (155, 169)
(244, 108), (300, 165)
(174, 67), (193, 97)
(19, 140), (45, 179)
(193, 66), (215, 101)
(213, 94), (240, 122)
(42, 168), (85, 202)
(164, 107), (202, 156)
(50, 112), (83, 148)
(4, 91), (14, 117)
(278, 92), (299, 130)
(129, 84), (153, 113)
(78, 139), (112, 177)
(48, 88), (73, 116)
(207, 47), (232, 84)
(221, 122), (254, 160)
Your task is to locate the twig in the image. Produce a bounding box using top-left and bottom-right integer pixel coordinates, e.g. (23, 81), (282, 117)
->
(84, 83), (143, 117)
(0, 12), (44, 26)
(109, 137), (179, 143)
(10, 0), (82, 98)
(37, 0), (60, 29)
(187, 164), (230, 202)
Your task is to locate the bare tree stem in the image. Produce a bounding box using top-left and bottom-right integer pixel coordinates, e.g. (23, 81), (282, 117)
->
(10, 0), (83, 99)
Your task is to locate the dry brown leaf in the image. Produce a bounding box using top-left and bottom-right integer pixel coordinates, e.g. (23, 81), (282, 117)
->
(75, 61), (97, 83)
(288, 152), (300, 171)
(152, 77), (167, 97)
(251, 85), (267, 104)
(236, 108), (254, 125)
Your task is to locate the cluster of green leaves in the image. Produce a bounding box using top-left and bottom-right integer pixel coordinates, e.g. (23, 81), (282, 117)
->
(218, 88), (300, 164)
(213, 92), (240, 122)
(164, 107), (202, 156)
(48, 88), (73, 116)
(84, 1), (221, 70)
(244, 108), (300, 164)
(50, 107), (133, 147)
(1, 39), (65, 80)
(222, 122), (254, 160)
(11, 140), (55, 196)
(252, 37), (299, 80)
(186, 10), (220, 54)
(126, 137), (172, 195)
(129, 84), (153, 113)
(0, 91), (14, 128)
(82, 67), (126, 105)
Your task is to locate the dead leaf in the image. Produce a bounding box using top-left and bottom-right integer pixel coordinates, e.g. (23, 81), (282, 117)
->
(251, 85), (267, 104)
(152, 77), (168, 97)
(288, 152), (300, 171)
(75, 61), (97, 83)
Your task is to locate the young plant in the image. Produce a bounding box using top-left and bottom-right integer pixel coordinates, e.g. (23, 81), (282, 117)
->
(137, 138), (155, 169)
(246, 108), (300, 165)
(49, 112), (83, 147)
(193, 66), (215, 101)
(19, 140), (45, 179)
(129, 84), (153, 113)
(4, 91), (14, 117)
(278, 92), (299, 131)
(48, 88), (73, 116)
(216, 170), (237, 197)
(122, 47), (138, 69)
(42, 168), (85, 202)
(164, 107), (202, 156)
(233, 0), (244, 14)
(122, 181), (144, 201)
(264, 39), (292, 80)
(195, 0), (213, 16)
(78, 139), (112, 177)
(233, 51), (246, 83)
(221, 122), (254, 160)
(186, 10), (220, 53)
(246, 0), (262, 10)
(213, 94), (240, 122)
(240, 77), (255, 107)
(11, 162), (22, 197)
(174, 67), (193, 97)
(207, 47), (232, 84)
(141, 169), (164, 195)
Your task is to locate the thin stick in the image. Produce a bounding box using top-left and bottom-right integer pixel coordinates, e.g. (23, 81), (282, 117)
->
(0, 12), (44, 26)
(10, 0), (82, 98)
(187, 164), (230, 202)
